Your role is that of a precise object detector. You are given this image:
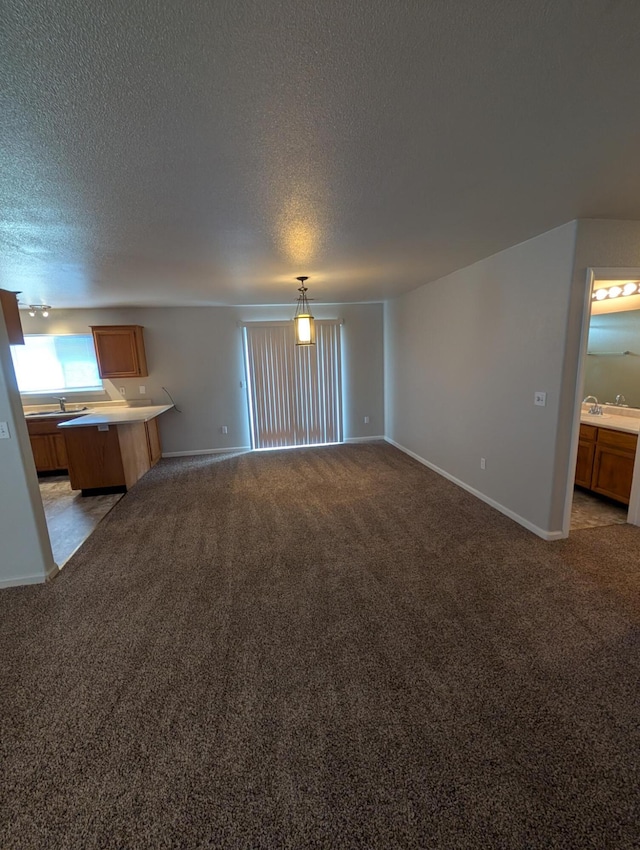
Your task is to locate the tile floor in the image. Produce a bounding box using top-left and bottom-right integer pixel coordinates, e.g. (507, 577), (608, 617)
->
(39, 475), (123, 567)
(571, 486), (628, 530)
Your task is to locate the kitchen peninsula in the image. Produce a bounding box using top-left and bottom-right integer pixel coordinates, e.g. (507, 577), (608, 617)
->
(57, 405), (173, 495)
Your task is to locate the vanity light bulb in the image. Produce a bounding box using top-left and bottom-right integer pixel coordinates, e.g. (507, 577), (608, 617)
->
(594, 289), (608, 300)
(623, 282), (638, 296)
(608, 286), (622, 298)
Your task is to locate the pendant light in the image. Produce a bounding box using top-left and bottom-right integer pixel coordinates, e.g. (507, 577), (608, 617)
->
(293, 276), (316, 345)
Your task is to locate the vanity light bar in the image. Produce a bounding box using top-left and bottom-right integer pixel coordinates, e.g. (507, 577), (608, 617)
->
(592, 282), (639, 301)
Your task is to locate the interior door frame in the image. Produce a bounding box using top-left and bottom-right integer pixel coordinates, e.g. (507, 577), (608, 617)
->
(562, 266), (640, 535)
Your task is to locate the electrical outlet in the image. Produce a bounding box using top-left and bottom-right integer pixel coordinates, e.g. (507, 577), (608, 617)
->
(0, 421), (10, 439)
(480, 457), (486, 470)
(119, 387), (126, 396)
(139, 385), (146, 395)
(534, 391), (547, 407)
(364, 415), (370, 424)
(220, 425), (228, 434)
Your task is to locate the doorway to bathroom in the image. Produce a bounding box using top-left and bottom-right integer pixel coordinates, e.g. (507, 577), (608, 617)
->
(568, 268), (640, 533)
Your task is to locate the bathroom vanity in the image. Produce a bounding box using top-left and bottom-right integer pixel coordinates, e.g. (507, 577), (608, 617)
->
(577, 411), (640, 504)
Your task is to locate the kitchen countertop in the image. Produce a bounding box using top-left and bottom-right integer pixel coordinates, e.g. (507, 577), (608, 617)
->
(581, 411), (640, 435)
(57, 404), (174, 429)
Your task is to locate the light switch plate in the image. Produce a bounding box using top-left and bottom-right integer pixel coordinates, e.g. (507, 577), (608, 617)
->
(0, 421), (10, 439)
(534, 391), (547, 407)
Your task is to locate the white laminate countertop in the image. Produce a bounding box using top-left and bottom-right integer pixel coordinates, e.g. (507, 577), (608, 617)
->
(580, 412), (640, 435)
(57, 404), (174, 429)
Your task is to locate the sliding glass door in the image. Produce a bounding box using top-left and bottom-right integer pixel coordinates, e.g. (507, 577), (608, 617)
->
(243, 321), (343, 449)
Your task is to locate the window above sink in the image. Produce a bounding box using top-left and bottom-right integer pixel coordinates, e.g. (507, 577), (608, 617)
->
(10, 334), (103, 395)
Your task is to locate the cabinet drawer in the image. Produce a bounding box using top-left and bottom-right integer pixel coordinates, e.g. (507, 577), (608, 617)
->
(579, 424), (597, 442)
(597, 427), (638, 453)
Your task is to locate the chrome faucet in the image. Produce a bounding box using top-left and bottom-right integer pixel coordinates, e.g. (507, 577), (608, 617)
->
(52, 396), (67, 412)
(615, 394), (627, 406)
(583, 395), (603, 415)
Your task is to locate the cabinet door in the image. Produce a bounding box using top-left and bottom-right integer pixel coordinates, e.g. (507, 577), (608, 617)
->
(91, 326), (148, 378)
(51, 433), (68, 469)
(0, 289), (24, 345)
(30, 435), (56, 471)
(145, 418), (162, 466)
(575, 438), (596, 488)
(591, 445), (635, 504)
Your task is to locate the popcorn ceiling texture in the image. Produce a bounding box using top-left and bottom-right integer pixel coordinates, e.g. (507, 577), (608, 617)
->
(0, 442), (638, 848)
(2, 1), (640, 307)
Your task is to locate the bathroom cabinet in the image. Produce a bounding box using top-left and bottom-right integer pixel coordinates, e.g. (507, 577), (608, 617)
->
(576, 424), (637, 504)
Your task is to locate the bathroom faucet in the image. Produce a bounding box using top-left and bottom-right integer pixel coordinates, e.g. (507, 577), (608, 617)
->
(583, 395), (603, 415)
(615, 394), (627, 406)
(52, 396), (67, 412)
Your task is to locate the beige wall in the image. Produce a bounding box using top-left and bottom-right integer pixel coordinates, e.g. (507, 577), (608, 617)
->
(385, 221), (578, 537)
(20, 303), (384, 454)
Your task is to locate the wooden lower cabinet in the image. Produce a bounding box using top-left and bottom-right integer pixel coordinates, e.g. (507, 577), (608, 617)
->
(575, 424), (597, 488)
(64, 417), (163, 493)
(591, 428), (637, 505)
(576, 423), (637, 505)
(27, 414), (82, 472)
(145, 418), (162, 466)
(29, 433), (68, 471)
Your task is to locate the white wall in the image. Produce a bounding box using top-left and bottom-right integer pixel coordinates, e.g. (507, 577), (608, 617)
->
(20, 303), (384, 454)
(0, 305), (56, 587)
(385, 221), (578, 537)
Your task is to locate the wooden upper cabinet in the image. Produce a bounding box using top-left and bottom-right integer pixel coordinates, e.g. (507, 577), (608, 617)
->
(0, 289), (25, 345)
(91, 325), (148, 378)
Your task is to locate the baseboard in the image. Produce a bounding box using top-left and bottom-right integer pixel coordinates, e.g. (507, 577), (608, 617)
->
(162, 447), (252, 458)
(384, 437), (564, 541)
(46, 563), (60, 581)
(344, 436), (385, 443)
(1, 573), (47, 589)
(0, 558), (59, 589)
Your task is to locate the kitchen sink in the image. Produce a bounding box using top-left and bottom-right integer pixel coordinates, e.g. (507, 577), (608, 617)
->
(26, 407), (90, 417)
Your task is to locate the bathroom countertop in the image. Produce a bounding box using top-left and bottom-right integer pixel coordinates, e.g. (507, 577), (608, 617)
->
(580, 411), (640, 435)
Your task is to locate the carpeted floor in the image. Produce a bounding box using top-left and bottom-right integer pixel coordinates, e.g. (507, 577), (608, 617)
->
(1, 442), (639, 849)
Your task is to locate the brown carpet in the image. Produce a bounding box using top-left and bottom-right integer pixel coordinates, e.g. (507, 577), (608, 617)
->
(1, 442), (639, 849)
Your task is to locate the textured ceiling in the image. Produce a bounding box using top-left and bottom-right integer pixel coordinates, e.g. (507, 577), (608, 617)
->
(2, 0), (640, 308)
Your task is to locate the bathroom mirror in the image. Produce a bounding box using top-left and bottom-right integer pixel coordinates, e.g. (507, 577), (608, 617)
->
(585, 309), (640, 408)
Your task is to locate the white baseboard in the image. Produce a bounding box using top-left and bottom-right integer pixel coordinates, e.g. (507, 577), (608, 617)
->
(0, 559), (59, 589)
(384, 437), (564, 541)
(162, 447), (252, 458)
(344, 436), (385, 443)
(1, 573), (47, 589)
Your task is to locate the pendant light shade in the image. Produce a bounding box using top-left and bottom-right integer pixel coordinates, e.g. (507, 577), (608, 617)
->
(293, 276), (316, 345)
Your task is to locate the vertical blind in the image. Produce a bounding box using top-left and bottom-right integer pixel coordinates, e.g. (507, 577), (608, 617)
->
(243, 320), (343, 449)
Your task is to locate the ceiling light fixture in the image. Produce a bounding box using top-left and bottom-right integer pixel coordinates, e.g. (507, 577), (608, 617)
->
(293, 276), (315, 345)
(27, 304), (51, 318)
(592, 283), (639, 301)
